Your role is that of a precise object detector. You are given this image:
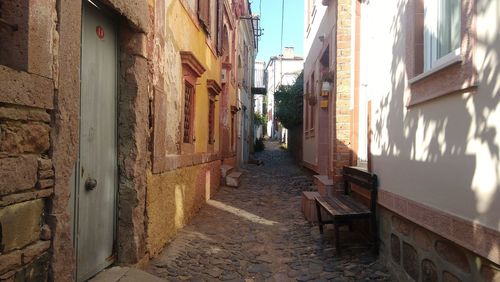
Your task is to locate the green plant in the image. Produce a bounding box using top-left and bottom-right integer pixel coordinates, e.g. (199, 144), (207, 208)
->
(254, 138), (265, 152)
(253, 112), (267, 126)
(274, 71), (304, 129)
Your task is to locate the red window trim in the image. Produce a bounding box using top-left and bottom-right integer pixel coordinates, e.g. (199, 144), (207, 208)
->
(406, 0), (477, 107)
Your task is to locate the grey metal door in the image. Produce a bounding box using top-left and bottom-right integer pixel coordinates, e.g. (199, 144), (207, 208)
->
(76, 2), (118, 281)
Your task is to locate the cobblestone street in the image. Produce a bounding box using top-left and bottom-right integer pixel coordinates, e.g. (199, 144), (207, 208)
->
(147, 141), (392, 281)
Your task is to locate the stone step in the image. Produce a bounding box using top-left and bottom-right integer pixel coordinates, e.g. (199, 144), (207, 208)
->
(226, 171), (243, 187)
(220, 164), (234, 178)
(89, 266), (163, 282)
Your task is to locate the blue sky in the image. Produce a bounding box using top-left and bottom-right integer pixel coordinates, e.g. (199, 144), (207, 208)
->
(250, 0), (304, 63)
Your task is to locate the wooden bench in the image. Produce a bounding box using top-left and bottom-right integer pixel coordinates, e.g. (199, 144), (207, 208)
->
(315, 166), (378, 254)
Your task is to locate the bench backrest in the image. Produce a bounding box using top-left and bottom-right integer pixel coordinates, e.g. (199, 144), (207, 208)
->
(342, 166), (378, 212)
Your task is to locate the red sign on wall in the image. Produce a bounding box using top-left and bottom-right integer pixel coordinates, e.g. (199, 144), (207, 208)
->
(96, 26), (104, 39)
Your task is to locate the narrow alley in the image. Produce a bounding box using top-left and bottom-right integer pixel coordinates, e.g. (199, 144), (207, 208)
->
(145, 141), (391, 281)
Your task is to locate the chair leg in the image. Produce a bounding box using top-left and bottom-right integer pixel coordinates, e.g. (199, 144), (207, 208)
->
(335, 222), (341, 255)
(315, 199), (324, 234)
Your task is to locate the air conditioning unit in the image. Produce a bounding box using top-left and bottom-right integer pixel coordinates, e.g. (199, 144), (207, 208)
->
(221, 69), (227, 84)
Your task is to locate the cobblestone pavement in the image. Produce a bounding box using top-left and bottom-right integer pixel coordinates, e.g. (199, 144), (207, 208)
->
(147, 141), (392, 281)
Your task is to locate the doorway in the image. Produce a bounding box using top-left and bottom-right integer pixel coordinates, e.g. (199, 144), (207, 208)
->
(75, 1), (118, 280)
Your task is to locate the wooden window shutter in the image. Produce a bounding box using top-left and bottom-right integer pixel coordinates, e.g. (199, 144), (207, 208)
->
(216, 0), (224, 55)
(198, 0), (210, 32)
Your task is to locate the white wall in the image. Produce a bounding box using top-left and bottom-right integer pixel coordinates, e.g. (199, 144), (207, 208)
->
(265, 55), (304, 138)
(361, 0), (500, 231)
(302, 2), (336, 170)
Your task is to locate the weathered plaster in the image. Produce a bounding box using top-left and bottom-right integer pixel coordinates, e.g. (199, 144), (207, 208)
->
(49, 0), (81, 280)
(116, 29), (150, 264)
(146, 160), (221, 256)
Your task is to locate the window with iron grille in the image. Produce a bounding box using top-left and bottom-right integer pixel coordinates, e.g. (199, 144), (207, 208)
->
(208, 99), (215, 144)
(183, 82), (195, 143)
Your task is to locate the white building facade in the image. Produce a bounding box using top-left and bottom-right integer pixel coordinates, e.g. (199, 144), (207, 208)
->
(265, 47), (303, 139)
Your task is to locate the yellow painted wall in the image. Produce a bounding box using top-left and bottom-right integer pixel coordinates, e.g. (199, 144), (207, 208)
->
(146, 160), (221, 255)
(146, 0), (225, 256)
(165, 0), (222, 153)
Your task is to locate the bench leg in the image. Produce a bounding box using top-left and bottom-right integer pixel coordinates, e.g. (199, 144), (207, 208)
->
(334, 222), (341, 255)
(315, 199), (324, 234)
(371, 214), (379, 255)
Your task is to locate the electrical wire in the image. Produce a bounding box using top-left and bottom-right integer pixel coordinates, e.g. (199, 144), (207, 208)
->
(280, 0), (285, 54)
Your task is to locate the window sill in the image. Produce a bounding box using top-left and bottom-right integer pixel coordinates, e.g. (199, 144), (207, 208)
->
(409, 51), (462, 85)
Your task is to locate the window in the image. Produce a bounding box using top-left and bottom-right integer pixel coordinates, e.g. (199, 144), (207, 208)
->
(305, 81), (310, 133)
(206, 79), (221, 146)
(197, 0), (211, 33)
(407, 0), (474, 106)
(424, 0), (461, 71)
(310, 72), (315, 132)
(183, 82), (195, 143)
(180, 51), (206, 148)
(208, 99), (215, 144)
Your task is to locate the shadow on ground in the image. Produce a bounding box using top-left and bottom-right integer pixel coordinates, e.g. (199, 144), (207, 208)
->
(146, 141), (392, 281)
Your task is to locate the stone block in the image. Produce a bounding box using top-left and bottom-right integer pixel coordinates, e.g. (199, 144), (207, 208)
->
(22, 240), (50, 264)
(392, 215), (412, 236)
(220, 164), (234, 179)
(402, 242), (419, 281)
(0, 189), (53, 207)
(0, 66), (54, 109)
(0, 122), (50, 154)
(122, 30), (148, 59)
(38, 169), (54, 180)
(226, 172), (242, 187)
(421, 259), (438, 282)
(36, 179), (54, 189)
(443, 271), (461, 282)
(0, 155), (38, 196)
(0, 0), (29, 71)
(391, 233), (401, 264)
(14, 252), (50, 282)
(0, 200), (44, 252)
(435, 240), (470, 273)
(0, 250), (22, 275)
(40, 224), (51, 241)
(37, 158), (52, 171)
(0, 107), (50, 122)
(413, 226), (433, 252)
(27, 0), (57, 78)
(302, 191), (320, 222)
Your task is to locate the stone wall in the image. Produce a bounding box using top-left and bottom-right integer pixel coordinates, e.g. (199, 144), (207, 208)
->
(0, 0), (57, 280)
(379, 207), (500, 282)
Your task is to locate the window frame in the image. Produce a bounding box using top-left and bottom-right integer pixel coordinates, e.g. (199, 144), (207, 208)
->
(197, 0), (211, 34)
(182, 80), (196, 144)
(206, 79), (221, 148)
(423, 0), (461, 72)
(406, 0), (476, 107)
(180, 51), (206, 152)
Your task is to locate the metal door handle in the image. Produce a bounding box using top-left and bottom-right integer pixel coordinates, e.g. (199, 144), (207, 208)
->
(85, 177), (97, 191)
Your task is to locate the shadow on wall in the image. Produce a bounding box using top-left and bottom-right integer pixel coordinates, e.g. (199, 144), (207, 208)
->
(146, 162), (221, 256)
(371, 0), (499, 258)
